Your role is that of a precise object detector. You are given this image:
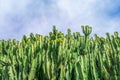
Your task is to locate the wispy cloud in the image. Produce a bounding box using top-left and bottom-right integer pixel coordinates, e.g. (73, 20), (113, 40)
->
(0, 0), (120, 39)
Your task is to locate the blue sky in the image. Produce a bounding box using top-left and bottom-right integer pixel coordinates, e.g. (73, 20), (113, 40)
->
(0, 0), (120, 40)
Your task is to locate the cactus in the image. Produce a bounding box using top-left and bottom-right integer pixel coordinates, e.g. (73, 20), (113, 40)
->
(0, 26), (119, 80)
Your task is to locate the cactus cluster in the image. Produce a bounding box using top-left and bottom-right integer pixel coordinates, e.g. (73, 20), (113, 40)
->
(0, 25), (120, 80)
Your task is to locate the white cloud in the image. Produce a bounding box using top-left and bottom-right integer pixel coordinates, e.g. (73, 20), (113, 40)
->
(56, 0), (120, 36)
(0, 0), (120, 39)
